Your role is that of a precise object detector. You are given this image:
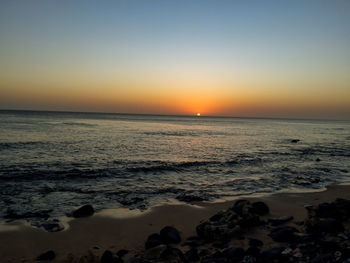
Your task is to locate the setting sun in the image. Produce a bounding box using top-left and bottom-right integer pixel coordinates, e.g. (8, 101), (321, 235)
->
(196, 113), (201, 117)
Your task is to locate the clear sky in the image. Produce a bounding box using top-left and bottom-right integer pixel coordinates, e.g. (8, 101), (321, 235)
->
(1, 0), (350, 119)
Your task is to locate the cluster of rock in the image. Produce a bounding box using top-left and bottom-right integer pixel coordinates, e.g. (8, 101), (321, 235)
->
(122, 198), (350, 263)
(35, 198), (350, 262)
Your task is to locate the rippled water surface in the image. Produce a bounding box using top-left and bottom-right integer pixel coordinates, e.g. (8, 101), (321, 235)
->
(0, 110), (349, 221)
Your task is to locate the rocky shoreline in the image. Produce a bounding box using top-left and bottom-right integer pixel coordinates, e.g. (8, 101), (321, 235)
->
(86, 198), (350, 263)
(2, 185), (350, 263)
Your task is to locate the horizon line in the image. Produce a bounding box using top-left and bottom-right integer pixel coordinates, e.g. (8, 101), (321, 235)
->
(0, 108), (348, 122)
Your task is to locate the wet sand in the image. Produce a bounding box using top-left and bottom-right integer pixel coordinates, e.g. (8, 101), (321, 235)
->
(1, 184), (350, 262)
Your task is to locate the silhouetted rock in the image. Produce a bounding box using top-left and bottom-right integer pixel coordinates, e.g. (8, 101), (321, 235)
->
(117, 249), (129, 258)
(291, 139), (300, 143)
(269, 225), (298, 242)
(176, 193), (206, 202)
(144, 245), (167, 260)
(268, 215), (294, 226)
(101, 250), (114, 263)
(160, 226), (181, 244)
(41, 221), (64, 232)
(261, 247), (286, 262)
(316, 218), (344, 233)
(248, 238), (263, 247)
(246, 246), (260, 257)
(251, 201), (269, 215)
(37, 250), (56, 261)
(5, 209), (51, 220)
(160, 246), (186, 262)
(185, 248), (200, 262)
(72, 204), (94, 218)
(145, 233), (164, 249)
(223, 247), (245, 261)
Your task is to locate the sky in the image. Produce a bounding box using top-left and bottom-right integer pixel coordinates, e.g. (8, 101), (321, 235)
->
(1, 0), (350, 119)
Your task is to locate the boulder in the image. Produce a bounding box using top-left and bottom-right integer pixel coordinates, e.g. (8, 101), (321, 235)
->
(160, 226), (181, 244)
(251, 201), (269, 215)
(184, 248), (200, 262)
(36, 250), (56, 261)
(72, 204), (94, 218)
(223, 247), (245, 261)
(100, 250), (122, 263)
(316, 218), (344, 233)
(269, 226), (298, 242)
(145, 233), (164, 249)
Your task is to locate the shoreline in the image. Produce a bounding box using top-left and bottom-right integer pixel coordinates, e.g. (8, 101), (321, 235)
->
(1, 184), (350, 262)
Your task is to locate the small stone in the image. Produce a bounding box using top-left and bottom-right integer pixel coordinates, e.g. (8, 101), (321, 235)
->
(36, 250), (56, 261)
(72, 204), (94, 218)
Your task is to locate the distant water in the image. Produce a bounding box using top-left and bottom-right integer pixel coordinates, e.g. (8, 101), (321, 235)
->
(0, 110), (349, 222)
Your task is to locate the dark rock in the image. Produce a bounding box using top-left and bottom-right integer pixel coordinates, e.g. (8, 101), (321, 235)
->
(212, 239), (229, 249)
(210, 213), (224, 222)
(101, 250), (120, 263)
(316, 218), (344, 233)
(269, 225), (298, 242)
(185, 248), (200, 262)
(5, 209), (51, 220)
(248, 238), (263, 247)
(291, 139), (300, 143)
(37, 250), (56, 261)
(199, 249), (210, 257)
(268, 216), (294, 226)
(232, 199), (250, 215)
(261, 247), (286, 262)
(183, 236), (204, 247)
(160, 247), (186, 262)
(72, 204), (94, 218)
(144, 245), (167, 260)
(176, 193), (206, 202)
(251, 201), (269, 215)
(126, 258), (149, 263)
(117, 249), (128, 257)
(237, 213), (262, 228)
(246, 246), (260, 257)
(242, 255), (257, 263)
(223, 247), (245, 260)
(41, 221), (64, 232)
(160, 226), (181, 244)
(196, 220), (241, 240)
(310, 253), (332, 263)
(145, 233), (164, 249)
(316, 158), (321, 162)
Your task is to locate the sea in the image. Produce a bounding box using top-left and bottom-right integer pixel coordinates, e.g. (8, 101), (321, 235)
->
(0, 110), (349, 224)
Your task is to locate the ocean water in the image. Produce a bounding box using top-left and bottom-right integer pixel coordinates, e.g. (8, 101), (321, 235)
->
(0, 110), (349, 222)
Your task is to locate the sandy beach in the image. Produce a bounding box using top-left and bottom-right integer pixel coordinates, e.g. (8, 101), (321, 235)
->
(1, 184), (350, 262)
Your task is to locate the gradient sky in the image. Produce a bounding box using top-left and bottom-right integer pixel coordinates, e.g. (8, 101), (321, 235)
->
(1, 0), (350, 119)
